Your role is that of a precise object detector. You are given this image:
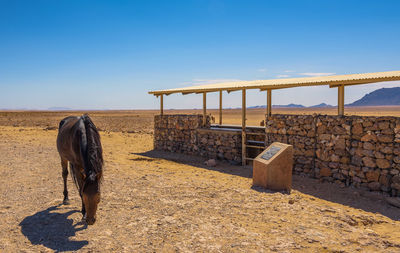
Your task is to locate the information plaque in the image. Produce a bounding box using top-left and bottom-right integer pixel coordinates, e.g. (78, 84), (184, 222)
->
(253, 142), (293, 192)
(261, 146), (281, 160)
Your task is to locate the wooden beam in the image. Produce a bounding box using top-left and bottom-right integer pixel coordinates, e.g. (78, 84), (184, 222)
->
(329, 80), (377, 88)
(219, 90), (222, 125)
(203, 92), (207, 126)
(267, 89), (272, 118)
(160, 94), (164, 115)
(338, 85), (344, 116)
(148, 72), (400, 96)
(242, 89), (246, 166)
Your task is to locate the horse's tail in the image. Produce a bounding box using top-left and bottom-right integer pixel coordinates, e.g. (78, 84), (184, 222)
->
(81, 114), (103, 181)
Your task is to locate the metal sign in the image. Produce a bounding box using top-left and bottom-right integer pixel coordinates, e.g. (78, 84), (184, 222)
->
(261, 146), (281, 160)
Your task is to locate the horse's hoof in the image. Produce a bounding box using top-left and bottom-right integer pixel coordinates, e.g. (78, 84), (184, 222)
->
(63, 199), (70, 205)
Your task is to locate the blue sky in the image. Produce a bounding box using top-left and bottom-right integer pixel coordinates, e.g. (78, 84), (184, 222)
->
(1, 0), (399, 110)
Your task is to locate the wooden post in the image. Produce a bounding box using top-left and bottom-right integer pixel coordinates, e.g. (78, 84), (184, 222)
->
(203, 92), (207, 126)
(338, 85), (344, 116)
(160, 94), (164, 115)
(242, 89), (246, 166)
(242, 89), (246, 129)
(267, 89), (272, 118)
(219, 90), (223, 125)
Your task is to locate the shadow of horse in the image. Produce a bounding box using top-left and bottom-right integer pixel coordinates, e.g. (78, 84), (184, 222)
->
(19, 204), (88, 252)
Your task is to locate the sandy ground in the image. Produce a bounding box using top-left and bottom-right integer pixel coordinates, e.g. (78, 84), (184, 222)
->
(1, 111), (400, 252)
(1, 106), (400, 130)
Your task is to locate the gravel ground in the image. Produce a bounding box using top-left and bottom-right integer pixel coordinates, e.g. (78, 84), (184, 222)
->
(1, 125), (400, 252)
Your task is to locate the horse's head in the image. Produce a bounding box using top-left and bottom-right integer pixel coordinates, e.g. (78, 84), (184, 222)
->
(82, 177), (101, 225)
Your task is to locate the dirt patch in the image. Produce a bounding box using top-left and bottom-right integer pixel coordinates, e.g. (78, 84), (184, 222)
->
(0, 110), (157, 134)
(1, 111), (400, 252)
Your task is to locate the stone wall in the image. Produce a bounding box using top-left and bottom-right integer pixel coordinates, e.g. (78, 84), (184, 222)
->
(154, 115), (242, 164)
(266, 114), (400, 195)
(196, 128), (242, 164)
(154, 113), (400, 195)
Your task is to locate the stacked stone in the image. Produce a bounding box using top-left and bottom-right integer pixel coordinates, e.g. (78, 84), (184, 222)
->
(153, 113), (400, 195)
(349, 116), (399, 194)
(266, 115), (316, 176)
(197, 130), (242, 164)
(154, 115), (209, 154)
(395, 123), (400, 195)
(265, 114), (400, 195)
(266, 116), (288, 144)
(315, 116), (352, 186)
(154, 114), (241, 163)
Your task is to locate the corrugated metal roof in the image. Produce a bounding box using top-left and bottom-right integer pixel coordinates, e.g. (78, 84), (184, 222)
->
(148, 70), (400, 96)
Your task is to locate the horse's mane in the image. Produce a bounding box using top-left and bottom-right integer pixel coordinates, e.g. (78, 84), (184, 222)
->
(81, 114), (103, 183)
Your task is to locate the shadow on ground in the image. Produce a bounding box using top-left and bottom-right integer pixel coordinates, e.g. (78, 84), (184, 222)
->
(132, 150), (252, 178)
(134, 150), (400, 221)
(292, 176), (400, 221)
(19, 204), (88, 252)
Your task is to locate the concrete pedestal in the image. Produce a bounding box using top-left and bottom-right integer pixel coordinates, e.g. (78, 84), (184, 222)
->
(253, 142), (293, 191)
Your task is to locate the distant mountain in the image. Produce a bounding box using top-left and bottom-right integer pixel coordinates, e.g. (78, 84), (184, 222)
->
(309, 103), (334, 108)
(246, 87), (400, 109)
(0, 107), (30, 110)
(247, 105), (266, 109)
(47, 107), (72, 111)
(273, 103), (305, 108)
(348, 87), (400, 106)
(248, 104), (305, 109)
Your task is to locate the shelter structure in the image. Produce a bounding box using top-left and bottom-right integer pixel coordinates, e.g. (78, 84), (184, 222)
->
(149, 71), (400, 165)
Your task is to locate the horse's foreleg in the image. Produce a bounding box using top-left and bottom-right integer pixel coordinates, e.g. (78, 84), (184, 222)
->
(75, 167), (86, 217)
(61, 159), (69, 205)
(80, 187), (86, 218)
(81, 198), (86, 218)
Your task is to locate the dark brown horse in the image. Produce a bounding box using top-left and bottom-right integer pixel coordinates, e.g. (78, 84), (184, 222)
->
(56, 114), (103, 225)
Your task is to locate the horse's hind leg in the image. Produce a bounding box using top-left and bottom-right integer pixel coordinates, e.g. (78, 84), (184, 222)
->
(61, 159), (70, 205)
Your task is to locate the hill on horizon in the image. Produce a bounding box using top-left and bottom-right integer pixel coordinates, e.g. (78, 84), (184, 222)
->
(47, 107), (72, 111)
(248, 104), (306, 109)
(247, 87), (400, 109)
(3, 87), (400, 111)
(308, 103), (335, 108)
(348, 87), (400, 106)
(247, 103), (333, 109)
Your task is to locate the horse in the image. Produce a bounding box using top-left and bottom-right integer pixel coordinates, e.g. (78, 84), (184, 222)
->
(56, 114), (103, 225)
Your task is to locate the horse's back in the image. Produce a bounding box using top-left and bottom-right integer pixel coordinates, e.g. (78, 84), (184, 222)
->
(58, 116), (79, 130)
(57, 116), (83, 163)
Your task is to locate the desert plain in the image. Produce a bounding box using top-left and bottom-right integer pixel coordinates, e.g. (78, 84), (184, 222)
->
(1, 108), (400, 252)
